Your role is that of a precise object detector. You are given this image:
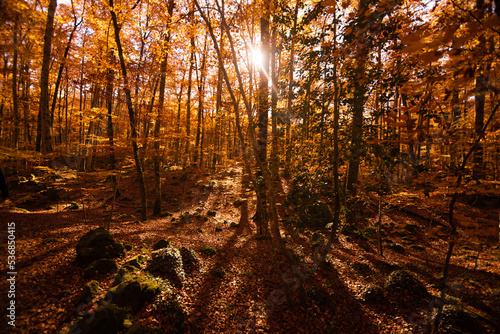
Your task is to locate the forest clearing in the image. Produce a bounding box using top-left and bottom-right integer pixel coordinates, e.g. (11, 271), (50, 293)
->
(1, 0), (500, 332)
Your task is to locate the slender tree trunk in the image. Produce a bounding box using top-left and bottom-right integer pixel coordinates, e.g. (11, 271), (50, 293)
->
(474, 74), (486, 178)
(106, 52), (116, 170)
(285, 1), (300, 173)
(110, 0), (147, 221)
(37, 0), (57, 154)
(184, 37), (195, 166)
(270, 24), (279, 180)
(255, 0), (270, 235)
(12, 14), (19, 149)
(50, 16), (80, 125)
(194, 36), (207, 166)
(153, 0), (175, 216)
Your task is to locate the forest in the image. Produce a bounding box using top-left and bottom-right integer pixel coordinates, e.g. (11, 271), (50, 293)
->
(0, 0), (500, 332)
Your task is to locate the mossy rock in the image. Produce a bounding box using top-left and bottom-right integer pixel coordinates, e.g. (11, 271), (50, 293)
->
(230, 222), (240, 228)
(233, 199), (243, 207)
(76, 227), (125, 263)
(84, 259), (119, 278)
(384, 270), (429, 300)
(437, 306), (484, 334)
(180, 247), (201, 271)
(207, 210), (217, 217)
(152, 239), (170, 250)
(124, 255), (147, 270)
(112, 268), (134, 287)
(75, 280), (100, 307)
(105, 275), (161, 312)
(148, 247), (185, 286)
(388, 243), (406, 254)
(215, 225), (223, 232)
(210, 267), (226, 278)
(359, 283), (384, 303)
(126, 323), (163, 334)
(70, 302), (126, 334)
(200, 245), (216, 256)
(298, 202), (333, 228)
(156, 296), (187, 333)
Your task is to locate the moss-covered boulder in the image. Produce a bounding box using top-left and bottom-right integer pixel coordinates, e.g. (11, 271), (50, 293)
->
(152, 239), (170, 250)
(126, 323), (163, 334)
(76, 227), (125, 263)
(359, 283), (384, 303)
(75, 280), (100, 307)
(298, 202), (333, 228)
(70, 302), (126, 334)
(84, 259), (119, 278)
(155, 296), (187, 333)
(105, 275), (161, 312)
(180, 247), (201, 271)
(384, 270), (429, 301)
(148, 247), (185, 286)
(123, 255), (147, 270)
(437, 306), (484, 333)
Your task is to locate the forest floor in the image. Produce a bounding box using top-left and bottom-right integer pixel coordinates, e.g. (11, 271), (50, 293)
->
(0, 161), (500, 333)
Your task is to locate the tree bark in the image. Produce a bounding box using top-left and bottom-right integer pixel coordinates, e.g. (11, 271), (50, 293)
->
(153, 0), (175, 216)
(110, 0), (147, 221)
(37, 0), (57, 154)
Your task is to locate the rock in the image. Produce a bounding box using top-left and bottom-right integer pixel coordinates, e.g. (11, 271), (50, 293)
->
(299, 202), (333, 228)
(230, 222), (240, 228)
(124, 255), (147, 270)
(180, 247), (201, 271)
(105, 275), (161, 312)
(76, 228), (125, 263)
(359, 283), (384, 303)
(148, 247), (185, 286)
(207, 210), (216, 217)
(75, 280), (100, 307)
(84, 259), (119, 278)
(70, 302), (126, 334)
(152, 239), (170, 250)
(384, 270), (429, 300)
(437, 306), (484, 334)
(200, 245), (216, 256)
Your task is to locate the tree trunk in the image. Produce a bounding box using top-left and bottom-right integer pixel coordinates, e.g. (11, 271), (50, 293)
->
(153, 0), (175, 216)
(110, 0), (147, 221)
(345, 1), (370, 227)
(12, 14), (19, 149)
(255, 0), (270, 235)
(194, 36), (207, 166)
(106, 52), (116, 170)
(37, 0), (57, 154)
(184, 37), (195, 166)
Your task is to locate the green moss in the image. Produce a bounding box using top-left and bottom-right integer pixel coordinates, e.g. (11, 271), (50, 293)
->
(105, 275), (161, 311)
(75, 280), (100, 307)
(152, 239), (170, 250)
(124, 255), (147, 270)
(200, 245), (216, 255)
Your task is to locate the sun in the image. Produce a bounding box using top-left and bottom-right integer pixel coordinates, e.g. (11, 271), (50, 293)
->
(252, 48), (263, 68)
